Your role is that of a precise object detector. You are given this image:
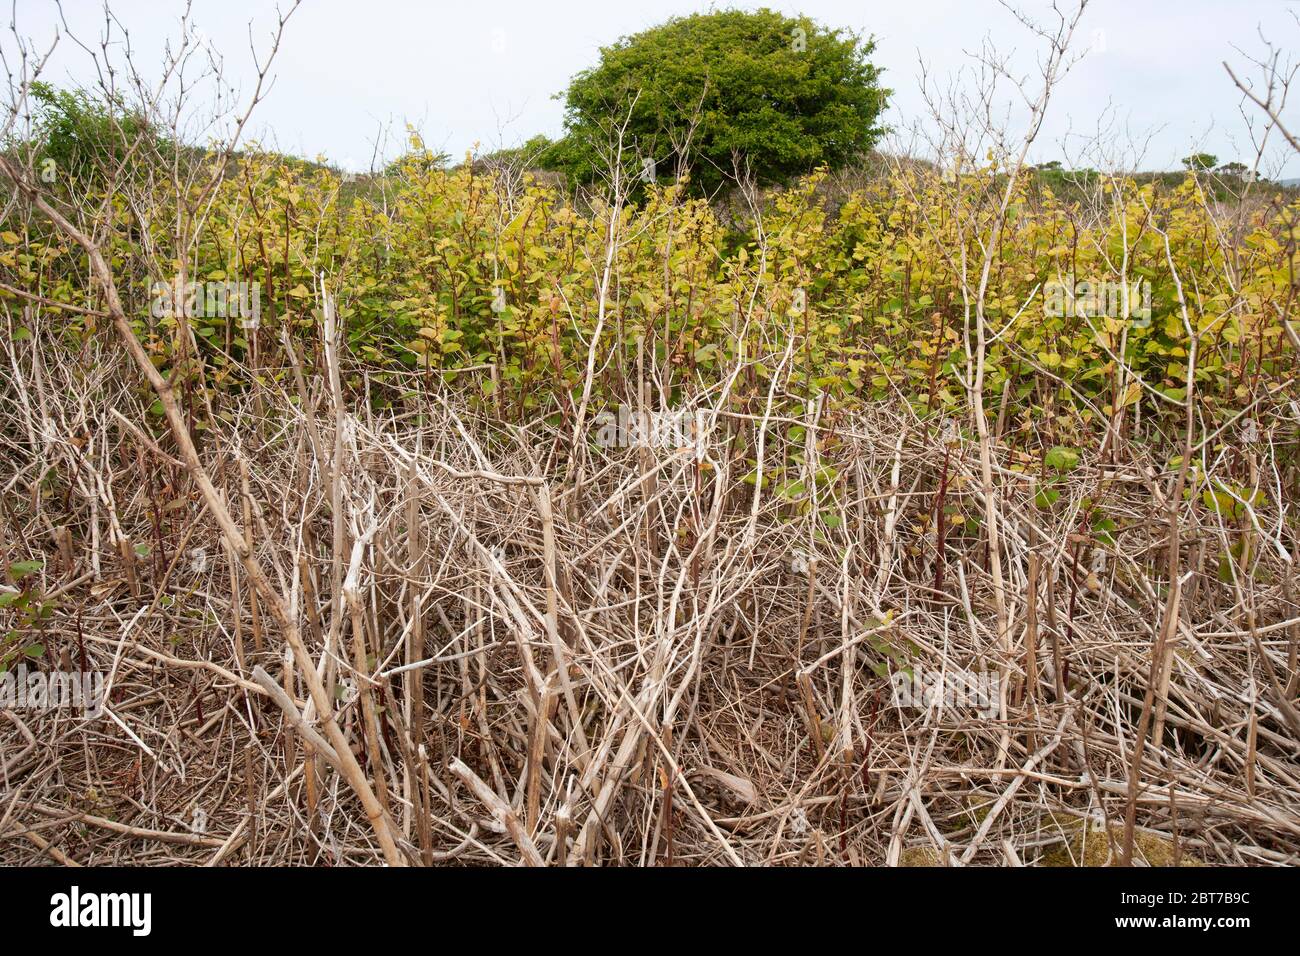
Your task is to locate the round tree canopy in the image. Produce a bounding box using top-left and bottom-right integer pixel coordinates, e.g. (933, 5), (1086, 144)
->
(552, 8), (890, 195)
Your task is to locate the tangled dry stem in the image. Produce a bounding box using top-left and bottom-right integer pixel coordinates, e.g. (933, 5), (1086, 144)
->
(1, 310), (1298, 867)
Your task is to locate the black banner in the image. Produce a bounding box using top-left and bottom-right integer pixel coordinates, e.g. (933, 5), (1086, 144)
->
(2, 865), (1285, 943)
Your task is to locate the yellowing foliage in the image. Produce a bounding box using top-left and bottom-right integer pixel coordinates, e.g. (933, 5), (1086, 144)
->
(5, 149), (1298, 443)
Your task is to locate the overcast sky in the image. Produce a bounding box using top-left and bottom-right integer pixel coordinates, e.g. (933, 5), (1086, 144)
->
(19, 0), (1300, 176)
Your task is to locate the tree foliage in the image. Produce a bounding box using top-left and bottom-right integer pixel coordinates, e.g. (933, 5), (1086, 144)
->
(550, 8), (889, 194)
(26, 82), (162, 187)
(1181, 152), (1218, 171)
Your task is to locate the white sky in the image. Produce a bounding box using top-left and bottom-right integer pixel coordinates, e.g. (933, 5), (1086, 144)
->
(20, 0), (1300, 176)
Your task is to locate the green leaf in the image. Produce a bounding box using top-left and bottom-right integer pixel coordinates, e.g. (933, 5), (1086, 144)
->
(777, 479), (805, 499)
(1035, 487), (1060, 509)
(1044, 446), (1079, 473)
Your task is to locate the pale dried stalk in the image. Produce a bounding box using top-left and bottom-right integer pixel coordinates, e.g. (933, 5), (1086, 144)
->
(0, 156), (408, 866)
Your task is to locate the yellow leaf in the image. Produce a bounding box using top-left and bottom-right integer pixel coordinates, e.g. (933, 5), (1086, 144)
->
(1, 231), (19, 244)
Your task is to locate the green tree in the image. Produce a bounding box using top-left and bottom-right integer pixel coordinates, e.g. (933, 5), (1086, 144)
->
(477, 134), (557, 171)
(27, 82), (161, 187)
(1181, 152), (1218, 171)
(551, 8), (889, 195)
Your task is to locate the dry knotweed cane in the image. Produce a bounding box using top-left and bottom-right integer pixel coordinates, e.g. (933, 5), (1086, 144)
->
(448, 756), (544, 866)
(0, 158), (408, 867)
(345, 532), (393, 820)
